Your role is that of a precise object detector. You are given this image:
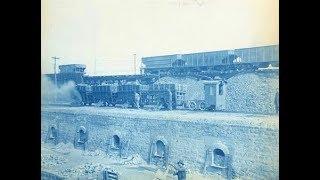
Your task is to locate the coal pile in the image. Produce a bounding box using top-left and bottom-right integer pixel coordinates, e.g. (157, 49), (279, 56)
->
(225, 72), (279, 114)
(155, 72), (278, 114)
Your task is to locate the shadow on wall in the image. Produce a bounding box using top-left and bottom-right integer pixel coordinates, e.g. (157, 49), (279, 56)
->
(41, 75), (82, 105)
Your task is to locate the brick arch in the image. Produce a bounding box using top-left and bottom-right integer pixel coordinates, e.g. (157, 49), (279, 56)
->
(209, 141), (231, 168)
(46, 124), (59, 144)
(212, 141), (230, 155)
(77, 126), (87, 134)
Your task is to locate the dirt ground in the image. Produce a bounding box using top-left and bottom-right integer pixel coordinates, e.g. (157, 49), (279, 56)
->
(41, 142), (227, 180)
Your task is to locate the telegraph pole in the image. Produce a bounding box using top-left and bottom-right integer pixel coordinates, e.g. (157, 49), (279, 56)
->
(133, 53), (137, 75)
(52, 56), (60, 102)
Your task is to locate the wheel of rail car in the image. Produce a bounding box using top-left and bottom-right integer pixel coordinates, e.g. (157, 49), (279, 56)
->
(208, 105), (215, 111)
(102, 101), (107, 107)
(189, 101), (197, 110)
(199, 102), (206, 111)
(97, 100), (104, 107)
(107, 100), (113, 107)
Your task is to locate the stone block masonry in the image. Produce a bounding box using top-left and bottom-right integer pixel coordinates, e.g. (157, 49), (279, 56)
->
(41, 106), (279, 179)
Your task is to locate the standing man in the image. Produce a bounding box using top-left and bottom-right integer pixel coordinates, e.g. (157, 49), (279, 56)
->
(173, 160), (186, 180)
(134, 92), (140, 109)
(275, 89), (279, 114)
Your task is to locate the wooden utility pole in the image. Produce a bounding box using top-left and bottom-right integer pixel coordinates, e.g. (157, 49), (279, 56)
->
(52, 56), (60, 102)
(133, 53), (137, 75)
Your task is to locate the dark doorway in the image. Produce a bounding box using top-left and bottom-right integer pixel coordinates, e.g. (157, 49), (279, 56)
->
(155, 140), (165, 157)
(213, 148), (226, 167)
(113, 135), (120, 149)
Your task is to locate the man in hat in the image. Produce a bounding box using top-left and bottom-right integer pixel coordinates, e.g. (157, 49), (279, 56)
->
(173, 160), (186, 180)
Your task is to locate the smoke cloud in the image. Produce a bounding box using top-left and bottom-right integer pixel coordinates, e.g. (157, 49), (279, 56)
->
(41, 76), (82, 105)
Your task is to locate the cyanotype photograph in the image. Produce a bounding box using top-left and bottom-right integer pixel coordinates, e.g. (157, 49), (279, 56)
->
(41, 0), (279, 179)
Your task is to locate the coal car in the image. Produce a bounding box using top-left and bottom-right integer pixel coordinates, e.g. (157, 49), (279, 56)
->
(76, 83), (187, 110)
(141, 45), (279, 76)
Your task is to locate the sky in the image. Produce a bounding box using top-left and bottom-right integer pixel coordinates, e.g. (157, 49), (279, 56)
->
(41, 0), (279, 75)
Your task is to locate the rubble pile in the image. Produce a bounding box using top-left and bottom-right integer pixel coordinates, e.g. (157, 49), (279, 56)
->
(225, 73), (279, 114)
(41, 154), (67, 168)
(82, 149), (105, 157)
(153, 168), (226, 180)
(59, 162), (109, 178)
(122, 154), (148, 166)
(154, 169), (173, 180)
(187, 171), (226, 180)
(51, 142), (74, 155)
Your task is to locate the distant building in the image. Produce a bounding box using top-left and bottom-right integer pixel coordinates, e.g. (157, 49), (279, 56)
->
(44, 64), (86, 86)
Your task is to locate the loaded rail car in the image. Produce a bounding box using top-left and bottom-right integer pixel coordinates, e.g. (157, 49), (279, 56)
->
(141, 45), (279, 76)
(92, 84), (118, 106)
(146, 84), (186, 109)
(113, 84), (149, 107)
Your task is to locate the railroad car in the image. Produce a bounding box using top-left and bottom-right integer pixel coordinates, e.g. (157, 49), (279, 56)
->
(141, 45), (279, 76)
